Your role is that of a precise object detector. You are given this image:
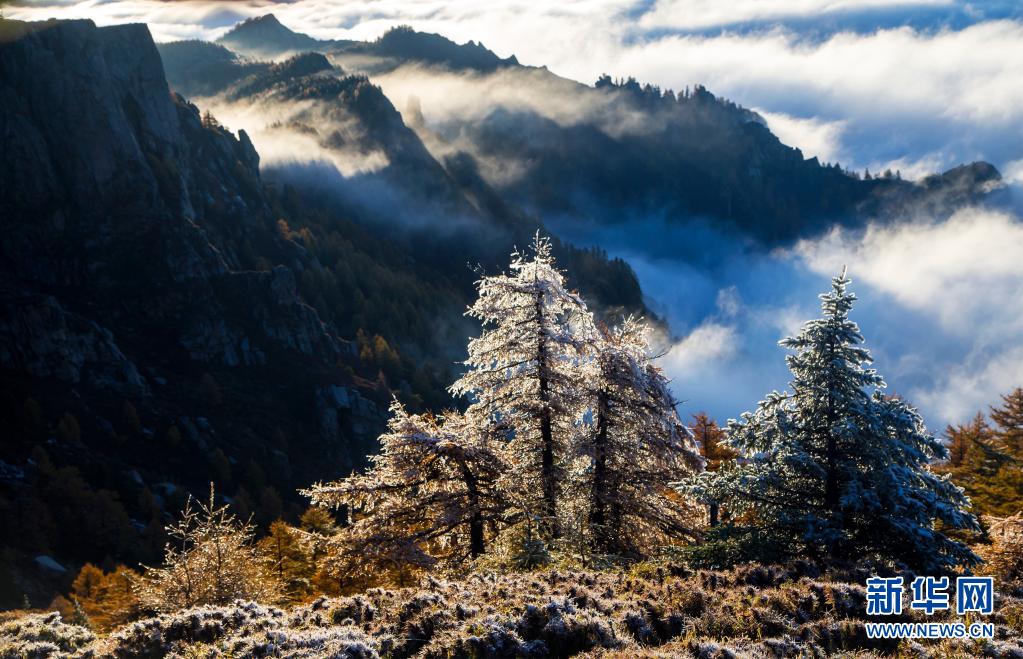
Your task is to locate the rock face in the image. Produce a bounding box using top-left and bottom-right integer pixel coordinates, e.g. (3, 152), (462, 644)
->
(0, 18), (357, 382)
(0, 17), (385, 577)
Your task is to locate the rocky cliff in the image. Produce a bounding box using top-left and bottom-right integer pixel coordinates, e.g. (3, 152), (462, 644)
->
(0, 18), (386, 601)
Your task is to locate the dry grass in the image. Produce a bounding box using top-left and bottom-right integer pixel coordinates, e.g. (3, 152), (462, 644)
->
(3, 563), (1023, 658)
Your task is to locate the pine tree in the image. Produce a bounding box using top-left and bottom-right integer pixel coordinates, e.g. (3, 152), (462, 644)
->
(138, 485), (281, 612)
(683, 270), (979, 571)
(691, 412), (735, 526)
(450, 233), (593, 539)
(581, 318), (702, 556)
(256, 521), (315, 603)
(937, 396), (1022, 517)
(991, 388), (1023, 460)
(304, 401), (509, 582)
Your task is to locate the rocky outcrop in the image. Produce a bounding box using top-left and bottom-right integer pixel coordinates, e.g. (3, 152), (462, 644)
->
(0, 287), (148, 397)
(0, 18), (382, 549)
(0, 18), (350, 380)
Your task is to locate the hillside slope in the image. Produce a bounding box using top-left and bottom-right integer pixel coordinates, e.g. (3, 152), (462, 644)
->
(0, 17), (650, 607)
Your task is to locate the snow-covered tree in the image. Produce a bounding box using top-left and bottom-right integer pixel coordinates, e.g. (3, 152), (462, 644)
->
(683, 270), (979, 571)
(139, 485), (281, 612)
(304, 401), (509, 584)
(451, 233), (593, 538)
(580, 317), (702, 556)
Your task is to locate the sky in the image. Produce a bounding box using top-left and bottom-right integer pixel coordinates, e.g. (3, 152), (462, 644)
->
(8, 0), (1023, 429)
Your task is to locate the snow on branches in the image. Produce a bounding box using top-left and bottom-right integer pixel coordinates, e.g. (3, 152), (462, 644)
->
(138, 485), (282, 612)
(581, 317), (703, 556)
(680, 270), (979, 571)
(451, 233), (594, 538)
(304, 401), (510, 582)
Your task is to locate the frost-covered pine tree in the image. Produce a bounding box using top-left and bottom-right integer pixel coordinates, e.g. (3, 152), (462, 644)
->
(139, 485), (281, 612)
(304, 401), (508, 582)
(683, 270), (979, 571)
(581, 317), (703, 556)
(450, 234), (593, 538)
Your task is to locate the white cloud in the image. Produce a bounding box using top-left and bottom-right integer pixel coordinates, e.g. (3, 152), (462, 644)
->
(794, 207), (1023, 335)
(1004, 159), (1023, 186)
(792, 206), (1023, 424)
(662, 322), (738, 377)
(914, 345), (1023, 427)
(757, 110), (847, 163)
(638, 0), (949, 31)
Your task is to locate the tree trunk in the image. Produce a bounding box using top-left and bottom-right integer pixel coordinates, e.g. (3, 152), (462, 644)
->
(539, 404), (558, 538)
(588, 392), (610, 552)
(709, 502), (719, 527)
(823, 332), (841, 559)
(535, 290), (559, 538)
(461, 463), (486, 557)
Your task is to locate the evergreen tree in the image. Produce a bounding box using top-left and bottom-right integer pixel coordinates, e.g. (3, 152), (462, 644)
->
(937, 396), (1022, 517)
(256, 520), (315, 603)
(683, 270), (979, 571)
(691, 412), (735, 526)
(304, 402), (509, 581)
(945, 413), (991, 468)
(138, 485), (281, 612)
(450, 233), (593, 538)
(991, 388), (1023, 459)
(580, 318), (702, 556)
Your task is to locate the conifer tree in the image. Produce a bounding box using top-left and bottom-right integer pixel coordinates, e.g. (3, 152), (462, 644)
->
(450, 234), (593, 538)
(992, 388), (1023, 460)
(305, 402), (509, 581)
(691, 412), (735, 526)
(937, 396), (1022, 517)
(70, 564), (141, 631)
(139, 485), (281, 612)
(581, 318), (702, 556)
(945, 413), (992, 468)
(256, 520), (315, 603)
(683, 270), (979, 571)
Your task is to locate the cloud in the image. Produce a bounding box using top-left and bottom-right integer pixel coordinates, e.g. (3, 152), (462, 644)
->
(793, 208), (1023, 336)
(198, 95), (392, 177)
(757, 110), (847, 163)
(9, 1), (1020, 427)
(663, 322), (738, 377)
(638, 0), (950, 32)
(791, 206), (1023, 424)
(554, 206), (1023, 428)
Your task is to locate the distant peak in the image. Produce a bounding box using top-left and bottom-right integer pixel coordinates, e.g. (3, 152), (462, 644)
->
(246, 14), (282, 27)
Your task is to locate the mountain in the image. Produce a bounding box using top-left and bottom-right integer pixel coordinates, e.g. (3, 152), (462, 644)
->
(184, 17), (1000, 244)
(0, 17), (649, 605)
(215, 15), (517, 73)
(155, 39), (267, 98)
(153, 46), (646, 320)
(216, 14), (354, 60)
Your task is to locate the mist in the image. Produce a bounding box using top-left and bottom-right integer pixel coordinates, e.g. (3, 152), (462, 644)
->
(551, 203), (1023, 431)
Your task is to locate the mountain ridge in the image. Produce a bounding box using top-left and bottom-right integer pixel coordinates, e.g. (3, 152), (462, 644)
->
(178, 15), (1001, 243)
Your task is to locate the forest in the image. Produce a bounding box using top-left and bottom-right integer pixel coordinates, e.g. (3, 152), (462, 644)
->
(3, 237), (1022, 658)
